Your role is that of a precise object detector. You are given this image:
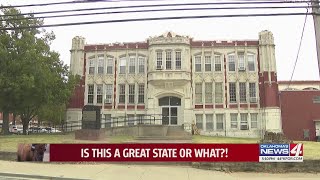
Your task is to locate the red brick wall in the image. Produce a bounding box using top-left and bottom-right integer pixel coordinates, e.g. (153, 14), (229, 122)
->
(280, 91), (320, 141)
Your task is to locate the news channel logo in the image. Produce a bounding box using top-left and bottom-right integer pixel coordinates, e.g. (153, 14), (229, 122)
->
(259, 143), (303, 162)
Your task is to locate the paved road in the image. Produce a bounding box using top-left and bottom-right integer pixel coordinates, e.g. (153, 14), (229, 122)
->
(0, 160), (319, 180)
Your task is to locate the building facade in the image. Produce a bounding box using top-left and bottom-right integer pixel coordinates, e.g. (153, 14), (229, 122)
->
(67, 30), (282, 138)
(278, 81), (320, 141)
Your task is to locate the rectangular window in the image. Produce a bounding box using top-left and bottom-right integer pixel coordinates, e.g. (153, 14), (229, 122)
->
(195, 83), (202, 104)
(175, 51), (181, 70)
(205, 56), (211, 71)
(129, 57), (135, 74)
(240, 113), (248, 130)
(96, 84), (103, 104)
(89, 59), (95, 75)
(251, 113), (258, 128)
(195, 56), (201, 72)
(138, 84), (144, 104)
(156, 51), (162, 69)
(215, 82), (223, 103)
(229, 82), (237, 103)
(206, 114), (213, 131)
(230, 113), (238, 129)
(228, 54), (235, 71)
(205, 83), (212, 103)
(119, 84), (125, 104)
(128, 84), (135, 104)
(97, 57), (104, 74)
(214, 55), (221, 71)
(87, 84), (94, 104)
(248, 54), (255, 71)
(138, 57), (145, 73)
(238, 52), (245, 71)
(104, 114), (112, 128)
(196, 114), (203, 130)
(127, 114), (135, 126)
(249, 83), (257, 103)
(105, 84), (113, 104)
(239, 82), (247, 103)
(216, 114), (224, 130)
(119, 57), (126, 74)
(107, 58), (113, 74)
(166, 51), (172, 69)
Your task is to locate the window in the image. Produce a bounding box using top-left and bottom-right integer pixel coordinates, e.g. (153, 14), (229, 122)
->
(96, 84), (103, 104)
(166, 51), (172, 69)
(128, 84), (135, 104)
(175, 51), (181, 69)
(195, 83), (202, 104)
(88, 84), (94, 104)
(138, 57), (145, 73)
(206, 114), (213, 131)
(107, 58), (113, 74)
(230, 113), (238, 129)
(205, 56), (211, 71)
(215, 82), (223, 103)
(89, 59), (95, 75)
(251, 113), (258, 128)
(138, 84), (144, 104)
(105, 84), (113, 104)
(228, 54), (235, 71)
(129, 57), (135, 74)
(104, 114), (112, 128)
(229, 82), (236, 103)
(195, 56), (201, 72)
(249, 83), (257, 103)
(156, 51), (163, 69)
(216, 114), (224, 130)
(196, 114), (203, 130)
(248, 54), (255, 71)
(205, 83), (212, 103)
(239, 82), (247, 103)
(119, 84), (125, 104)
(240, 113), (248, 130)
(127, 114), (135, 126)
(214, 55), (221, 71)
(119, 57), (126, 74)
(97, 56), (104, 74)
(238, 52), (245, 71)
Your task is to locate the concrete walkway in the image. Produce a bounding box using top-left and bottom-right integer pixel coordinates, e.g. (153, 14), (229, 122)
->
(0, 161), (319, 180)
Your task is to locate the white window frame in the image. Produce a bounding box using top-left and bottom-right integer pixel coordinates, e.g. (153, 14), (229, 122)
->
(119, 57), (126, 74)
(238, 52), (245, 71)
(96, 84), (103, 104)
(249, 83), (257, 103)
(230, 113), (238, 129)
(215, 82), (223, 104)
(195, 56), (201, 72)
(239, 82), (247, 103)
(205, 83), (212, 104)
(166, 51), (172, 70)
(216, 114), (224, 130)
(128, 84), (135, 104)
(106, 58), (113, 74)
(105, 84), (113, 104)
(88, 59), (95, 75)
(206, 114), (213, 131)
(248, 53), (255, 72)
(138, 84), (144, 104)
(175, 51), (182, 70)
(228, 54), (235, 72)
(251, 113), (258, 128)
(156, 51), (162, 69)
(214, 55), (222, 71)
(87, 84), (94, 104)
(119, 84), (126, 104)
(195, 83), (202, 104)
(129, 56), (135, 74)
(196, 114), (203, 130)
(229, 82), (237, 103)
(240, 113), (249, 130)
(205, 55), (211, 72)
(138, 57), (145, 73)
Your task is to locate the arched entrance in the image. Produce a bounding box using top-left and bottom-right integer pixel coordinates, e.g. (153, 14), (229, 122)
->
(158, 96), (181, 125)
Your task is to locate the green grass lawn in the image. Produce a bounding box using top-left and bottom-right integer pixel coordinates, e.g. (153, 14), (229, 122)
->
(1, 134), (319, 160)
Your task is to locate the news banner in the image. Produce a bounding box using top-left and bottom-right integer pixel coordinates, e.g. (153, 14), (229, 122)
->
(36, 143), (303, 162)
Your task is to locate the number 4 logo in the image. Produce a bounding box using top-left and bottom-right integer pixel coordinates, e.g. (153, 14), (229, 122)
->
(290, 144), (303, 156)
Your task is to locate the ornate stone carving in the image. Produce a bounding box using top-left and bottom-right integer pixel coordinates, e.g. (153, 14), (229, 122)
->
(148, 31), (190, 45)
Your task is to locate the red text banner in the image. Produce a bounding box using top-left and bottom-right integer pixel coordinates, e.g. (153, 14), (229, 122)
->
(50, 144), (259, 162)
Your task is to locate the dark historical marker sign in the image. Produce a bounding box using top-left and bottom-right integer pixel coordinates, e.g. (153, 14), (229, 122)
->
(313, 96), (320, 104)
(82, 105), (101, 129)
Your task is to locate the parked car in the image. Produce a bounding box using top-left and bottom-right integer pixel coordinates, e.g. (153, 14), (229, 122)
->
(45, 127), (61, 133)
(29, 127), (47, 133)
(9, 125), (28, 135)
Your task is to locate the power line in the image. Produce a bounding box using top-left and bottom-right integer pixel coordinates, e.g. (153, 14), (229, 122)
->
(287, 8), (309, 89)
(0, 1), (313, 17)
(2, 5), (318, 22)
(0, 12), (314, 31)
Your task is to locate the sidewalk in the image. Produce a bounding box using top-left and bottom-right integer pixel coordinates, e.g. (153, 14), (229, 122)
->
(0, 160), (319, 180)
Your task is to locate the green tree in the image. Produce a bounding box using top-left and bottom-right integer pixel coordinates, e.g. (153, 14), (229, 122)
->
(0, 7), (79, 135)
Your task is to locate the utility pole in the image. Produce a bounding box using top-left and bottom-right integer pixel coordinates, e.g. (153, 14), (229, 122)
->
(312, 0), (320, 77)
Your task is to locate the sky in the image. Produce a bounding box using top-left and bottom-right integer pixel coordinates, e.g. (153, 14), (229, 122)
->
(2, 0), (320, 81)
